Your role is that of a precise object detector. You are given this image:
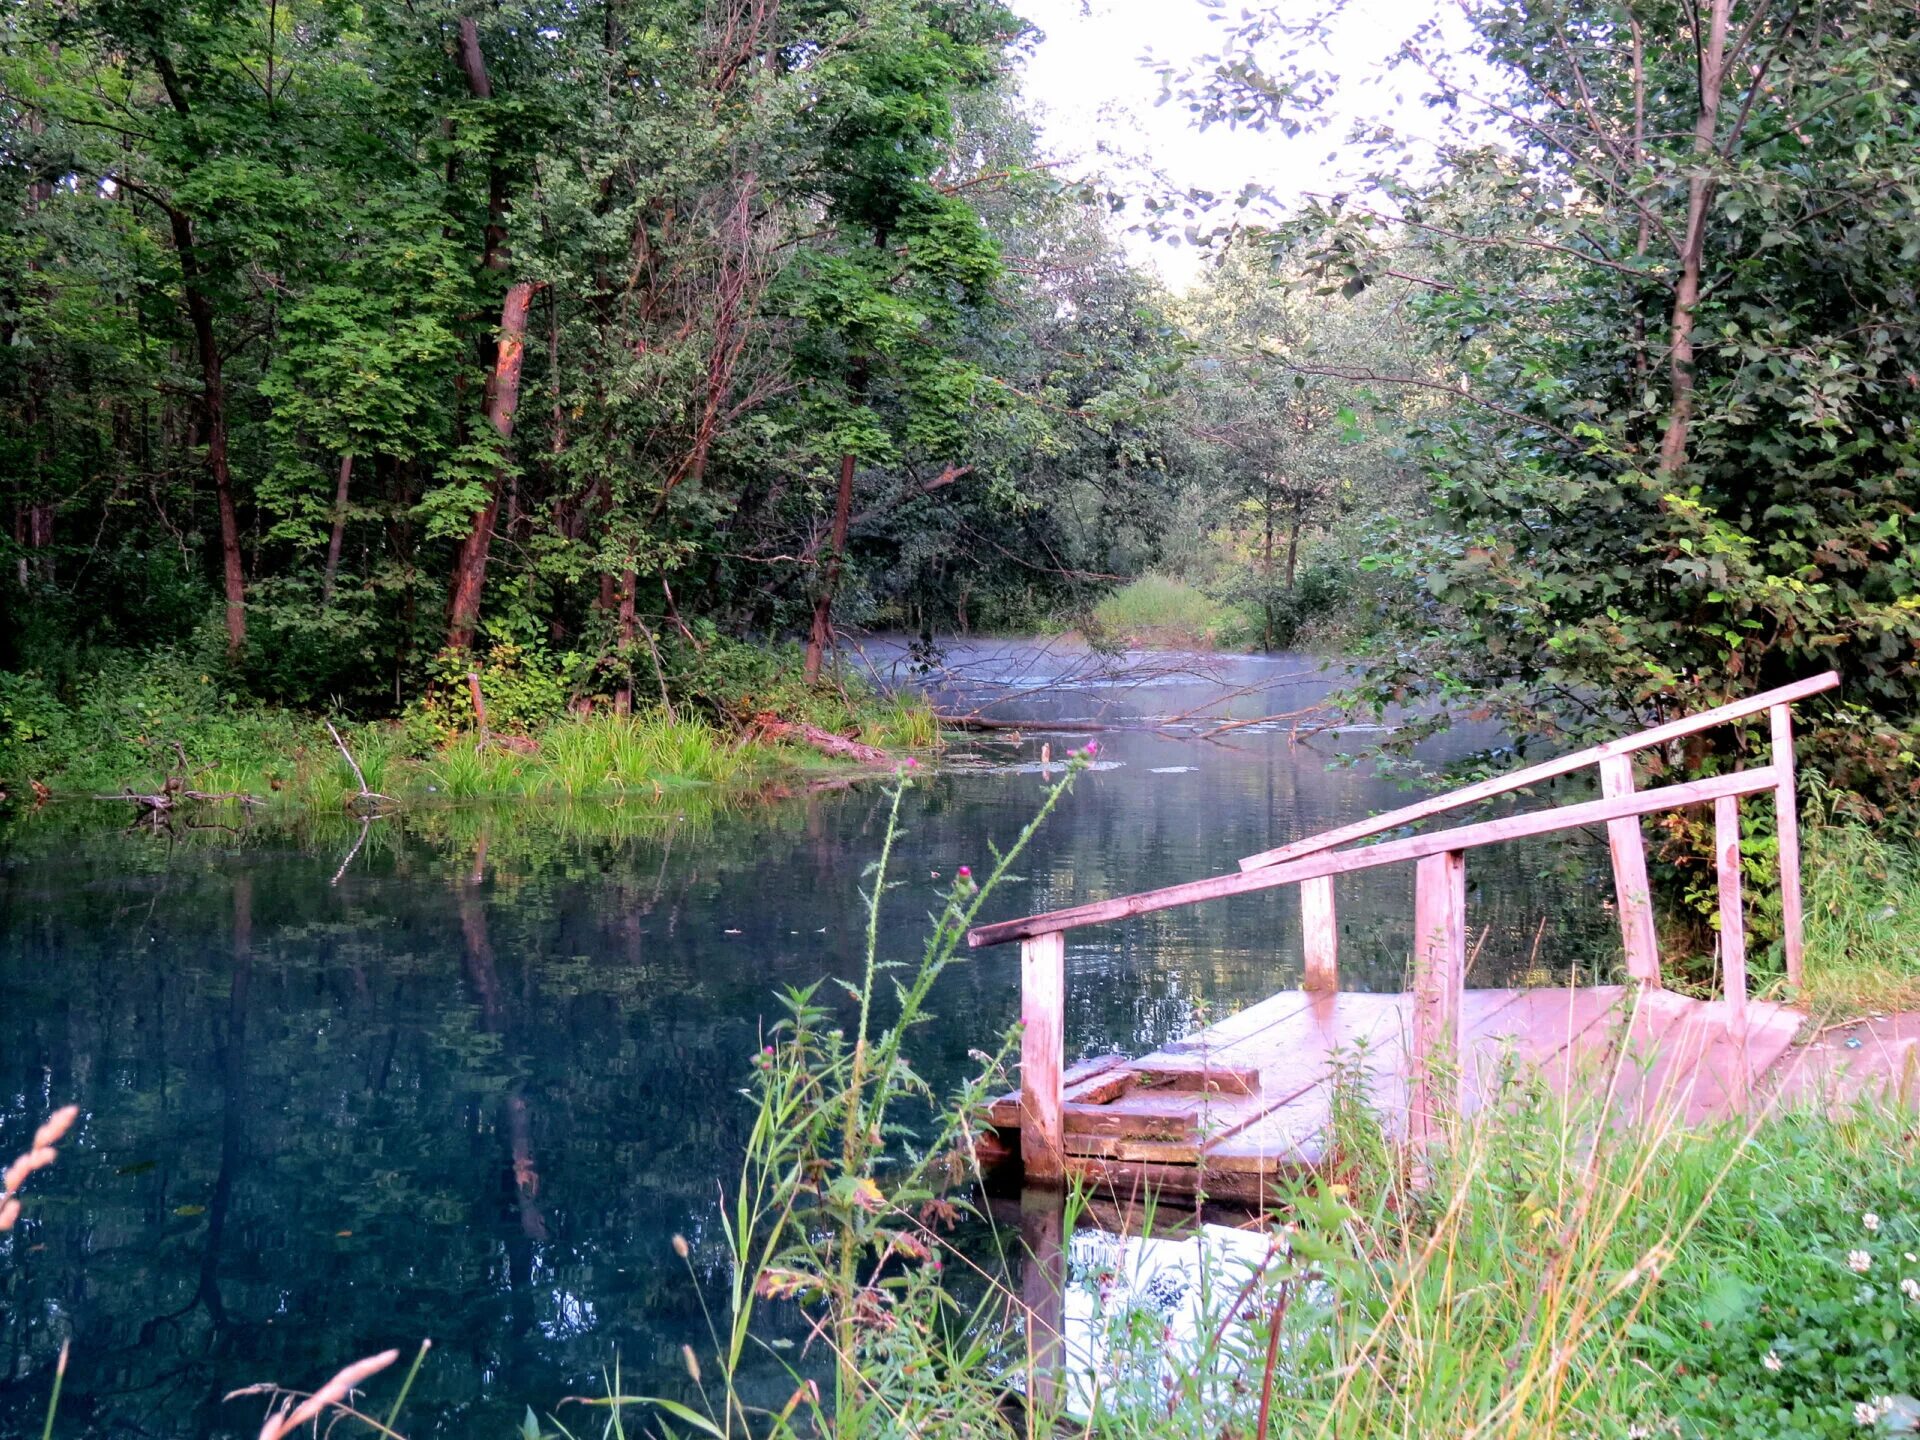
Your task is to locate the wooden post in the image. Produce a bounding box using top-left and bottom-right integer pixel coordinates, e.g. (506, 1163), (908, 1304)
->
(1300, 875), (1338, 991)
(1020, 931), (1067, 1185)
(1598, 754), (1662, 986)
(1409, 851), (1466, 1151)
(1770, 704), (1805, 989)
(1714, 796), (1747, 1025)
(1715, 794), (1750, 1104)
(1019, 1189), (1067, 1414)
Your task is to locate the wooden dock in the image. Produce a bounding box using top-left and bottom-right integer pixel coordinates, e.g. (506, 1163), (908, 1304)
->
(983, 986), (1803, 1203)
(968, 674), (1840, 1204)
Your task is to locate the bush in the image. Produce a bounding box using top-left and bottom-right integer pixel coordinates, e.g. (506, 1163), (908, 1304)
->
(1088, 574), (1244, 648)
(0, 672), (75, 782)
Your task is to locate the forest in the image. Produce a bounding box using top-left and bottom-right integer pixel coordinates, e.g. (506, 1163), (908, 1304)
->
(3, 0), (1919, 812)
(9, 5), (1920, 1439)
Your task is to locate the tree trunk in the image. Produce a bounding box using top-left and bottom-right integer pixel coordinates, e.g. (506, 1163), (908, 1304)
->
(1261, 478), (1276, 650)
(614, 564), (636, 715)
(166, 207), (246, 658)
(1656, 0), (1732, 476)
(447, 280), (537, 652)
(1284, 496), (1303, 590)
(804, 448), (856, 682)
(321, 453), (352, 604)
(444, 21), (535, 654)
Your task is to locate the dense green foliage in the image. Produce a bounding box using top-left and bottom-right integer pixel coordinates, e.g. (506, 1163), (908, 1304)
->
(10, 0), (1920, 819)
(0, 0), (1194, 739)
(1169, 0), (1920, 813)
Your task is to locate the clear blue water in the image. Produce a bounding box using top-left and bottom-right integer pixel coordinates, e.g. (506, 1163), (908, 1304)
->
(0, 643), (1615, 1435)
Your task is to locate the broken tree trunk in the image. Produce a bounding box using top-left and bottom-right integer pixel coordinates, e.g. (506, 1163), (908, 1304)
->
(447, 279), (538, 652)
(749, 715), (890, 764)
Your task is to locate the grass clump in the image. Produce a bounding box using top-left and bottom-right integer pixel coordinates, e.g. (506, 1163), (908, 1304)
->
(1087, 574), (1248, 650)
(1800, 800), (1920, 1019)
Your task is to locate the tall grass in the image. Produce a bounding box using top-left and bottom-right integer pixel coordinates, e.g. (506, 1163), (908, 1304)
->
(1800, 792), (1920, 1019)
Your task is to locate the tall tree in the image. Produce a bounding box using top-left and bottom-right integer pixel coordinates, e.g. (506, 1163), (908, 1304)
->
(1172, 0), (1920, 804)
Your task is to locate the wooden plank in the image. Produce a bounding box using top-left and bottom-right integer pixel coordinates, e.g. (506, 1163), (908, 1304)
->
(1772, 703), (1806, 989)
(1462, 985), (1629, 1098)
(1675, 1000), (1802, 1126)
(1408, 852), (1467, 1151)
(969, 766), (1780, 949)
(1162, 989), (1317, 1054)
(1599, 754), (1662, 986)
(1149, 991), (1409, 1102)
(1567, 987), (1707, 1122)
(1235, 672), (1838, 873)
(1063, 1093), (1216, 1141)
(1209, 990), (1535, 1166)
(1301, 875), (1338, 991)
(1020, 931), (1066, 1184)
(987, 1053), (1129, 1127)
(1068, 1069), (1136, 1106)
(1129, 1058), (1262, 1094)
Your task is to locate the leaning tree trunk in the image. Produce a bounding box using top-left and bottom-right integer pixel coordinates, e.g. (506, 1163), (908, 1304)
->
(1656, 0), (1731, 476)
(804, 449), (856, 683)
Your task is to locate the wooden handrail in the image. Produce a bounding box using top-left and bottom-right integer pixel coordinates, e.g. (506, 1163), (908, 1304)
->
(995, 679), (1834, 1184)
(1236, 671), (1838, 873)
(968, 766), (1777, 949)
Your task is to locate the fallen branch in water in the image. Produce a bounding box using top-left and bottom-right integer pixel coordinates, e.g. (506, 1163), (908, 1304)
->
(96, 741), (263, 810)
(933, 714), (1123, 733)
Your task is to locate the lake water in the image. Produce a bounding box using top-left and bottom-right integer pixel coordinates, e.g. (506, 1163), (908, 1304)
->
(0, 641), (1616, 1436)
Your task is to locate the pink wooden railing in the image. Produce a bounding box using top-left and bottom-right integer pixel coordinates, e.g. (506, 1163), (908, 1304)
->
(966, 673), (1838, 1183)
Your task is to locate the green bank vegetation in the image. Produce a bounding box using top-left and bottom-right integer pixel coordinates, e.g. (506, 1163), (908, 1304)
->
(0, 636), (937, 807)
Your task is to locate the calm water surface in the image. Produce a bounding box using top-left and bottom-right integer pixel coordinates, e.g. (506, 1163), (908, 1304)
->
(0, 643), (1617, 1435)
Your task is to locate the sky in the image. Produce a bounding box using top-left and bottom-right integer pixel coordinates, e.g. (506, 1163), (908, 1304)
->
(1012, 0), (1476, 287)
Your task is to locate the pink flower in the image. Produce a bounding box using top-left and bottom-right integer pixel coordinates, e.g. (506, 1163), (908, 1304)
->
(957, 866), (971, 879)
(904, 757), (918, 769)
(1084, 741), (1099, 757)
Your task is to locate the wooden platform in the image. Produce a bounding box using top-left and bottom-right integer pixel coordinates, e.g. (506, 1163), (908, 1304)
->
(985, 985), (1804, 1204)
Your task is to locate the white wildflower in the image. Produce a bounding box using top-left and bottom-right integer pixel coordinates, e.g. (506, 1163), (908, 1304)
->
(1865, 1213), (1882, 1233)
(1903, 1277), (1920, 1303)
(1763, 1350), (1784, 1372)
(1851, 1249), (1875, 1273)
(1857, 1400), (1880, 1426)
